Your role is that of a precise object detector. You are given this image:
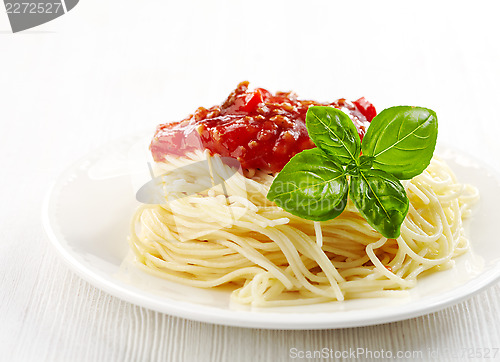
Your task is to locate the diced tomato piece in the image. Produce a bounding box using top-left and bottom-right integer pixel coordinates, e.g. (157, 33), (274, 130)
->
(353, 97), (377, 122)
(240, 90), (264, 113)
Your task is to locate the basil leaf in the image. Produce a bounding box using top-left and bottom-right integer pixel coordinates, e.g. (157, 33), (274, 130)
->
(361, 106), (438, 180)
(267, 148), (348, 221)
(350, 169), (409, 238)
(306, 106), (361, 166)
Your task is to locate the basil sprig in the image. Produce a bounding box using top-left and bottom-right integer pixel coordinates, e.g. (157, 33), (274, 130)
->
(267, 106), (438, 238)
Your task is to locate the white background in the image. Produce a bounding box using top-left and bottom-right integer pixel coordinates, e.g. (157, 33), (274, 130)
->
(1, 1), (500, 361)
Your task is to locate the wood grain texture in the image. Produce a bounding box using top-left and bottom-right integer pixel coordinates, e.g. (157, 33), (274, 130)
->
(1, 1), (500, 361)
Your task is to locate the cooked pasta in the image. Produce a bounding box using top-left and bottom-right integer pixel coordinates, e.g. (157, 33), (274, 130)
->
(129, 150), (478, 307)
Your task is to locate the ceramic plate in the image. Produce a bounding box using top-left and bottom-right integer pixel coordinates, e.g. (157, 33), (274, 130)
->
(42, 133), (500, 329)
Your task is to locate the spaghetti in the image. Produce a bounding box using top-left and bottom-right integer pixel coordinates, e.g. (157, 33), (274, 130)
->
(129, 150), (478, 307)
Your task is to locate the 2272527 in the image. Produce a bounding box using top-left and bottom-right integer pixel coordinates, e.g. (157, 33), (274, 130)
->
(5, 2), (63, 14)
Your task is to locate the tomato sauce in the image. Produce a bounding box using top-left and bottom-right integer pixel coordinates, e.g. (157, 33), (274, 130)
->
(150, 81), (376, 173)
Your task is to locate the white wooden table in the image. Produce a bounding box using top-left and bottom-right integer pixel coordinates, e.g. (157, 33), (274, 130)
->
(1, 1), (499, 361)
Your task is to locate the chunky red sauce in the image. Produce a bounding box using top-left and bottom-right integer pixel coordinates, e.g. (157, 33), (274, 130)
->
(150, 81), (376, 173)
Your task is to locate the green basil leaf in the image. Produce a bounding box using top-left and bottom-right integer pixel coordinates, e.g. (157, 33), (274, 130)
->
(306, 106), (361, 166)
(361, 106), (438, 180)
(350, 169), (409, 238)
(267, 148), (348, 221)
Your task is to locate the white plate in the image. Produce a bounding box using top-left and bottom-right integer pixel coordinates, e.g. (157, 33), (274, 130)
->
(42, 133), (500, 329)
